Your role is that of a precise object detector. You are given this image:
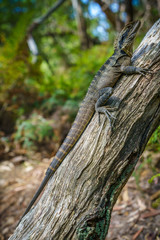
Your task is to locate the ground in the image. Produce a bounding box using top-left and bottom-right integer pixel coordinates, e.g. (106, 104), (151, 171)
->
(0, 146), (160, 240)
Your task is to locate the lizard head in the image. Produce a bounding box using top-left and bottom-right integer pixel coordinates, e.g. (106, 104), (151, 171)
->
(114, 20), (141, 57)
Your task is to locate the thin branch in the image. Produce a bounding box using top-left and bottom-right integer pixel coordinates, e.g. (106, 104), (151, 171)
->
(94, 0), (117, 29)
(27, 0), (67, 36)
(27, 0), (67, 57)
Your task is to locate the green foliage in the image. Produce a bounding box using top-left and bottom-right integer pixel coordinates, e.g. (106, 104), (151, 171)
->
(41, 89), (67, 113)
(133, 157), (155, 188)
(148, 173), (160, 208)
(0, 0), (114, 119)
(41, 89), (79, 118)
(152, 198), (160, 209)
(0, 11), (43, 109)
(14, 113), (54, 149)
(133, 127), (160, 190)
(39, 43), (113, 100)
(148, 173), (160, 184)
(147, 126), (160, 151)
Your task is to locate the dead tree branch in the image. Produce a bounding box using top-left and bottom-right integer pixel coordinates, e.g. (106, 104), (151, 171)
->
(27, 0), (67, 36)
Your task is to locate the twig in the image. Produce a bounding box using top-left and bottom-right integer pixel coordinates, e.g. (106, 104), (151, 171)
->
(27, 0), (67, 36)
(132, 227), (144, 240)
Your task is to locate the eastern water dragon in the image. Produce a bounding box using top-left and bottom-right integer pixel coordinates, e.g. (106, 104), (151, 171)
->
(18, 20), (152, 224)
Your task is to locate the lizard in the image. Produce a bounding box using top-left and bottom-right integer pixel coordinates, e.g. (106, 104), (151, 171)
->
(18, 20), (152, 224)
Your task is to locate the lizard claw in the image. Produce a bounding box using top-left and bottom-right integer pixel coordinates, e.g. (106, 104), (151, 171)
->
(96, 107), (116, 129)
(136, 67), (154, 80)
(137, 67), (154, 76)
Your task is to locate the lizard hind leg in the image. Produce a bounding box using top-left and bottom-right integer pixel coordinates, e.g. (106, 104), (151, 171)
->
(95, 87), (116, 129)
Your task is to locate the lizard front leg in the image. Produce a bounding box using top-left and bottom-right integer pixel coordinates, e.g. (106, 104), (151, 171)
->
(95, 87), (116, 128)
(121, 65), (153, 77)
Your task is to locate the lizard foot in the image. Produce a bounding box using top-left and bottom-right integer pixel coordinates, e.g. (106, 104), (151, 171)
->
(136, 67), (154, 79)
(96, 106), (116, 129)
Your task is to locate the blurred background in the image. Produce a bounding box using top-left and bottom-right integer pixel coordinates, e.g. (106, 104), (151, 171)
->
(0, 0), (160, 239)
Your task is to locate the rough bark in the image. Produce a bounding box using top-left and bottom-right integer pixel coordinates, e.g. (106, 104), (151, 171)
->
(9, 20), (160, 240)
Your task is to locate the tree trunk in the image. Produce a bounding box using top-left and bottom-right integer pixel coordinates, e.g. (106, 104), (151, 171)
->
(71, 0), (91, 49)
(95, 0), (116, 27)
(124, 0), (133, 22)
(9, 20), (160, 240)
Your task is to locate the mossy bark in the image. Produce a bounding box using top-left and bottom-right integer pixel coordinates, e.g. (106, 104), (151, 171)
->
(9, 20), (160, 240)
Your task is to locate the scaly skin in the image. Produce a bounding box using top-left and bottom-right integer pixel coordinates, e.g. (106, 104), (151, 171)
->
(18, 20), (152, 224)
